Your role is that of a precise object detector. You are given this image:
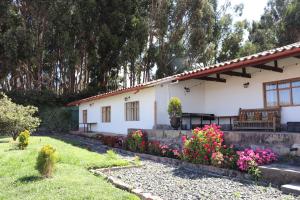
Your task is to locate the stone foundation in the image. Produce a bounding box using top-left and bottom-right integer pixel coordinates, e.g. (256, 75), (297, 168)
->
(223, 131), (300, 156)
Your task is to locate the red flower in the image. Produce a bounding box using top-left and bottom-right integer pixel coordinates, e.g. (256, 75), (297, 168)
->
(181, 135), (187, 143)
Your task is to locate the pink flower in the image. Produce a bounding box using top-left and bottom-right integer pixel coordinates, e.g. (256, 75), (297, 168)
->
(181, 135), (187, 143)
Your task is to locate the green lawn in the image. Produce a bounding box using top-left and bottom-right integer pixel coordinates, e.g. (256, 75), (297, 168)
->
(0, 136), (139, 200)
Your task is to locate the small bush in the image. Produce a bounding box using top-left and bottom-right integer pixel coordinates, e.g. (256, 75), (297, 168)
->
(126, 130), (147, 152)
(237, 148), (277, 180)
(211, 151), (224, 167)
(100, 135), (119, 147)
(167, 97), (182, 117)
(237, 148), (277, 172)
(182, 124), (224, 164)
(147, 140), (180, 159)
(148, 141), (162, 155)
(18, 130), (30, 150)
(36, 145), (58, 178)
(220, 145), (238, 169)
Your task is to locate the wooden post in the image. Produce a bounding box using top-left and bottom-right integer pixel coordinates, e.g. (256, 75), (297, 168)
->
(154, 101), (157, 128)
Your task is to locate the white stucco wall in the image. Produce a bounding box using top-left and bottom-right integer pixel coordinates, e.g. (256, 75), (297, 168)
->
(78, 87), (156, 135)
(155, 79), (205, 125)
(155, 57), (300, 125)
(203, 58), (300, 124)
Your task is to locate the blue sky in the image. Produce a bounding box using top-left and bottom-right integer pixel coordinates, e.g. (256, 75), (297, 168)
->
(219, 0), (269, 22)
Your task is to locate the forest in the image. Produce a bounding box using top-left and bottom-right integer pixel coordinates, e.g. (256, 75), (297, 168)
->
(0, 0), (299, 106)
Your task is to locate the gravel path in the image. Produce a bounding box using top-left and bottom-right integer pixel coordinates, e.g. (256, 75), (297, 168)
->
(107, 160), (296, 200)
(51, 134), (297, 200)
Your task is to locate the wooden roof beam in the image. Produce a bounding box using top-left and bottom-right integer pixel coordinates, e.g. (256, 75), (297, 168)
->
(252, 61), (283, 72)
(195, 74), (226, 83)
(221, 68), (251, 78)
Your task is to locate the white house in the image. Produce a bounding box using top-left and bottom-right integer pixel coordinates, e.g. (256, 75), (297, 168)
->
(68, 42), (300, 135)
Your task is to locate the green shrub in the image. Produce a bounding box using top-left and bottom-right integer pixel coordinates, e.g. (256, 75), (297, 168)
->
(167, 97), (182, 117)
(39, 107), (73, 133)
(36, 145), (58, 178)
(0, 93), (40, 140)
(18, 130), (30, 150)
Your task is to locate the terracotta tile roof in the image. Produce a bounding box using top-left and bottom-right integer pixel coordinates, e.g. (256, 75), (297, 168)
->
(67, 75), (177, 106)
(67, 42), (300, 106)
(175, 42), (300, 80)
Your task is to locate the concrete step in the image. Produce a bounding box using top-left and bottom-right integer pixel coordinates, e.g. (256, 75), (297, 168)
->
(258, 164), (300, 185)
(281, 183), (300, 195)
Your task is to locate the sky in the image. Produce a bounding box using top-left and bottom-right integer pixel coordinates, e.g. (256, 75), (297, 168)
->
(219, 0), (269, 22)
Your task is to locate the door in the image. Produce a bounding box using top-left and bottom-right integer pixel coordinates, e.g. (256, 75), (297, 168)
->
(82, 110), (87, 123)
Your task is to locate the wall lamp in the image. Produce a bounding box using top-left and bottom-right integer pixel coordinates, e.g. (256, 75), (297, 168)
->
(184, 87), (190, 93)
(243, 82), (250, 88)
(124, 96), (131, 101)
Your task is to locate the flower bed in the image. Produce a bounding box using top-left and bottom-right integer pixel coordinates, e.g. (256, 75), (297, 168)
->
(90, 125), (278, 180)
(124, 125), (278, 180)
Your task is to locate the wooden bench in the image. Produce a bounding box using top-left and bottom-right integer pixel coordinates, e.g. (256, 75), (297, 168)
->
(233, 108), (281, 131)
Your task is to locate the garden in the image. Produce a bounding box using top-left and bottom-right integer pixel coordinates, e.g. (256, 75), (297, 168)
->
(0, 93), (138, 200)
(0, 92), (293, 200)
(0, 135), (139, 200)
(100, 124), (278, 180)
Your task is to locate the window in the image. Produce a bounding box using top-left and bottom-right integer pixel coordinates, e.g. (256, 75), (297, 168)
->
(264, 78), (300, 107)
(82, 110), (87, 123)
(125, 101), (139, 121)
(102, 106), (111, 123)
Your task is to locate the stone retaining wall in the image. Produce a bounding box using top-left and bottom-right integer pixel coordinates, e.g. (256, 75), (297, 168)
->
(129, 129), (300, 156)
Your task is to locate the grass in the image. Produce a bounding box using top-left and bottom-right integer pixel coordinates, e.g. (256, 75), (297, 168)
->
(0, 136), (139, 200)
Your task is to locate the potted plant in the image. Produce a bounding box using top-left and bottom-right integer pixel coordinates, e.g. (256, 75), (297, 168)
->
(168, 97), (182, 130)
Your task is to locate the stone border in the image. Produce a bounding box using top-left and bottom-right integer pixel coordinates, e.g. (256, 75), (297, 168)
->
(90, 166), (163, 200)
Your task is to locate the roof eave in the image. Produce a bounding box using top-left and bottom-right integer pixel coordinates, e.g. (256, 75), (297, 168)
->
(176, 46), (300, 81)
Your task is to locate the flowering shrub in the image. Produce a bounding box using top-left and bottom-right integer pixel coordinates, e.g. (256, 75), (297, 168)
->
(255, 148), (277, 165)
(160, 144), (180, 159)
(182, 124), (224, 164)
(211, 152), (224, 167)
(126, 130), (147, 152)
(148, 141), (161, 155)
(220, 145), (238, 169)
(237, 148), (277, 172)
(148, 140), (180, 159)
(172, 149), (181, 159)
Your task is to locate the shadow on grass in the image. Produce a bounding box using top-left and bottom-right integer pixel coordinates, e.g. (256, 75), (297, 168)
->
(45, 133), (109, 154)
(18, 175), (42, 183)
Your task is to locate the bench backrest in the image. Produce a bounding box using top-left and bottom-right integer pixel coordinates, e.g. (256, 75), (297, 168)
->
(238, 107), (281, 121)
